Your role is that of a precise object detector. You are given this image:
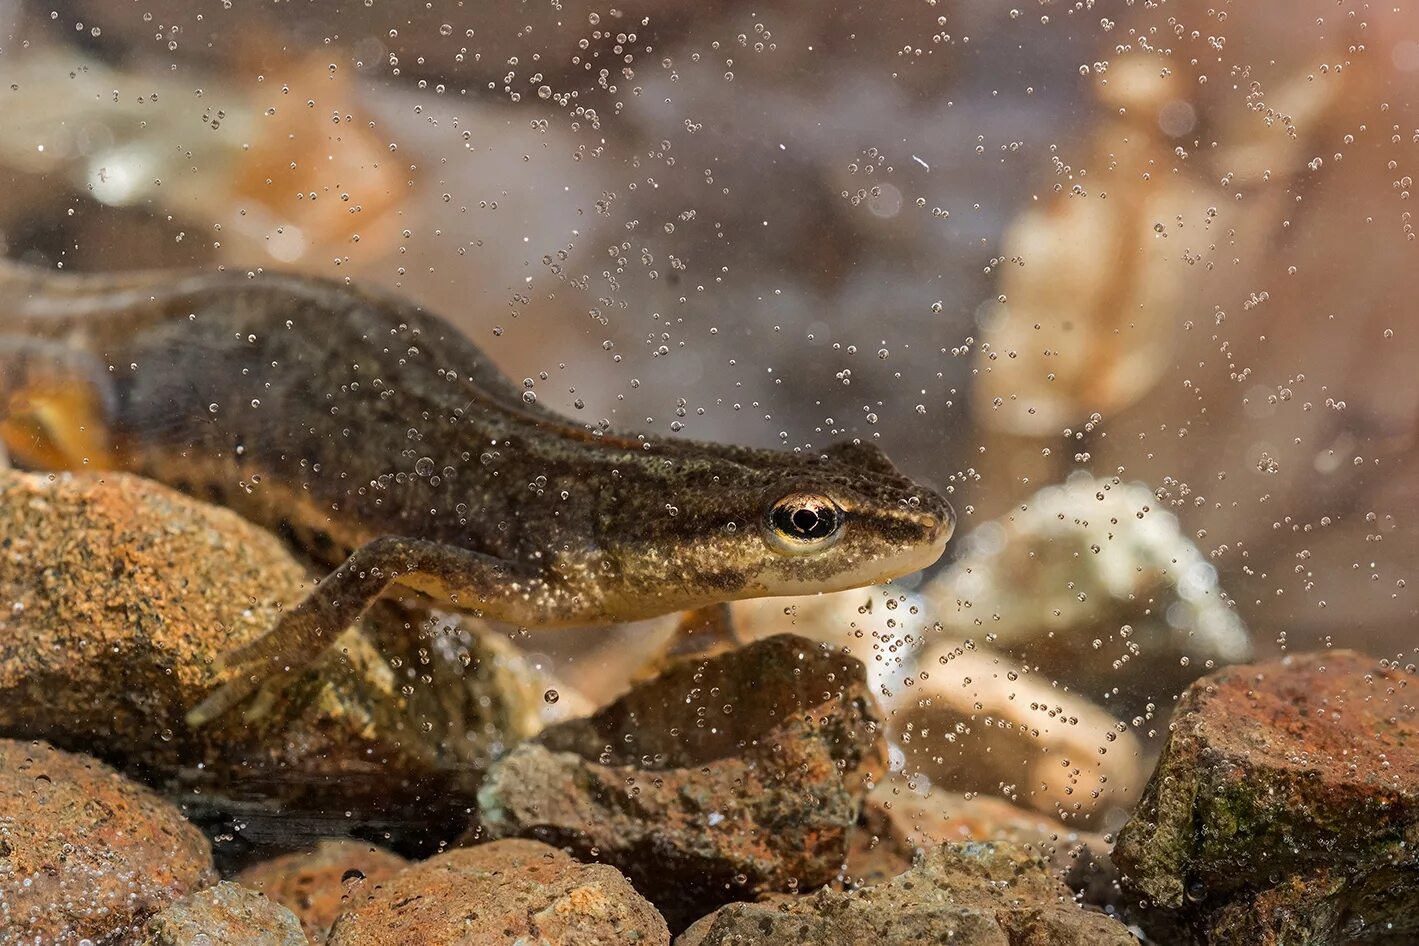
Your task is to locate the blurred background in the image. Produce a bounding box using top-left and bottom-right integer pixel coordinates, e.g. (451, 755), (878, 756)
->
(1, 0), (1416, 831)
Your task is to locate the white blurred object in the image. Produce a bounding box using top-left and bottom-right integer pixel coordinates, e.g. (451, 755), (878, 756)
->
(924, 471), (1251, 675)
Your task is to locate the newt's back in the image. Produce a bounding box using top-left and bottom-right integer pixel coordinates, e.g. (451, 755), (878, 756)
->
(0, 264), (582, 569)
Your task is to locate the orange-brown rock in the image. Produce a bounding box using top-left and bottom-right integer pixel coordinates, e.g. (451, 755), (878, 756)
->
(476, 635), (887, 928)
(0, 470), (545, 849)
(1116, 650), (1419, 944)
(678, 841), (1134, 946)
(0, 739), (215, 943)
(326, 839), (669, 945)
(847, 778), (1117, 905)
(234, 839), (409, 942)
(135, 882), (308, 945)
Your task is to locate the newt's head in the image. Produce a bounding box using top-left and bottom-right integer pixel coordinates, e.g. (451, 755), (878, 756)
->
(742, 440), (954, 596)
(598, 439), (954, 618)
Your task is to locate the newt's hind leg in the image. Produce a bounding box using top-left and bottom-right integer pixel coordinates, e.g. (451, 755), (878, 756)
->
(631, 601), (741, 682)
(186, 535), (534, 727)
(666, 601), (739, 659)
(0, 337), (116, 470)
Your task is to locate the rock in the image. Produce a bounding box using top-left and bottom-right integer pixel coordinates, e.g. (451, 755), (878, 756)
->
(921, 476), (1250, 709)
(0, 738), (215, 943)
(234, 839), (409, 942)
(892, 639), (1145, 826)
(134, 882), (308, 945)
(0, 470), (548, 852)
(325, 839), (669, 945)
(1202, 870), (1385, 946)
(677, 841), (1135, 945)
(848, 776), (1119, 907)
(476, 635), (887, 928)
(0, 471), (306, 755)
(730, 590), (1146, 827)
(1115, 650), (1419, 944)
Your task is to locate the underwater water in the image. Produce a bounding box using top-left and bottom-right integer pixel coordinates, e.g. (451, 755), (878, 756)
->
(0, 2), (1416, 943)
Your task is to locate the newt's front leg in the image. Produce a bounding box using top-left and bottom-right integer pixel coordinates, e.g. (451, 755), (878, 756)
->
(186, 536), (544, 726)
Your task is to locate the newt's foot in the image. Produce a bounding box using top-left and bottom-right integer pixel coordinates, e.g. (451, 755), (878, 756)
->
(186, 622), (325, 726)
(632, 602), (741, 682)
(185, 662), (287, 728)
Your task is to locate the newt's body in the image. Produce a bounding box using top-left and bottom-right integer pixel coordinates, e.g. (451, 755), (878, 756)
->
(0, 262), (953, 719)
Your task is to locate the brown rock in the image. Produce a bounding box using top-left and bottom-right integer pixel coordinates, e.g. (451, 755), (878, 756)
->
(476, 635), (887, 928)
(326, 839), (669, 945)
(0, 738), (215, 943)
(0, 470), (546, 847)
(677, 841), (1135, 946)
(848, 777), (1119, 906)
(0, 471), (306, 754)
(1115, 650), (1419, 944)
(843, 799), (915, 887)
(889, 641), (1144, 826)
(134, 882), (308, 945)
(234, 839), (409, 942)
(1202, 870), (1371, 946)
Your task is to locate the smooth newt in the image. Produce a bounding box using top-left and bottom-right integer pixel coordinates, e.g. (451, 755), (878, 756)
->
(0, 261), (954, 721)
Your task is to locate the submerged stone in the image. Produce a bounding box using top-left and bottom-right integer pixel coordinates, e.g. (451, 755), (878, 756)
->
(234, 839), (409, 942)
(848, 777), (1119, 907)
(476, 634), (887, 928)
(0, 738), (216, 943)
(1115, 649), (1419, 944)
(678, 841), (1134, 945)
(0, 470), (547, 850)
(135, 882), (308, 946)
(326, 839), (669, 945)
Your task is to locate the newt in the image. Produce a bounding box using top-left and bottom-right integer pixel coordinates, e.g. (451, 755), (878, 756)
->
(0, 261), (954, 722)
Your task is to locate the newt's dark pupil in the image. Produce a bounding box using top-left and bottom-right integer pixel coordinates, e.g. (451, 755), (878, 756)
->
(773, 499), (837, 540)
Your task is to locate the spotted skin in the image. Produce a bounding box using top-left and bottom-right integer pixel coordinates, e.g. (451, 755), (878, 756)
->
(0, 262), (954, 721)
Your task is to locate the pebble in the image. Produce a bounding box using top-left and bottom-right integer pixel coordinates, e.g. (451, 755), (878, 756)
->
(234, 839), (409, 942)
(0, 738), (215, 943)
(678, 841), (1134, 945)
(476, 634), (886, 927)
(326, 839), (669, 945)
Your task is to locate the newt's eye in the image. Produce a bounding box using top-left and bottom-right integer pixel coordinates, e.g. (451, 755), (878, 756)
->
(764, 493), (844, 554)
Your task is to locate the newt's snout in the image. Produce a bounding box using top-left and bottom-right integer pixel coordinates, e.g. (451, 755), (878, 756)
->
(921, 488), (957, 552)
(894, 488), (955, 577)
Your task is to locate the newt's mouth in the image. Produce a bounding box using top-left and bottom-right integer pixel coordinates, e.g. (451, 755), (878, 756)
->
(831, 507), (953, 589)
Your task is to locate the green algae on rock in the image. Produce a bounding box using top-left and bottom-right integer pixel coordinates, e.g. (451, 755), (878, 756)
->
(135, 882), (309, 946)
(0, 738), (216, 943)
(677, 841), (1135, 945)
(1115, 650), (1419, 945)
(326, 839), (670, 946)
(475, 634), (887, 929)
